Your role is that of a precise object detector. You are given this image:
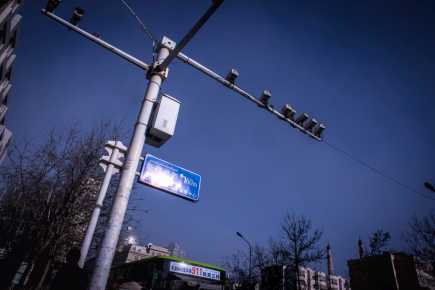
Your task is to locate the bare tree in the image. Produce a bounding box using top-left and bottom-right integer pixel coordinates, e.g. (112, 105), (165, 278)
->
(225, 239), (288, 290)
(279, 213), (324, 290)
(252, 244), (271, 278)
(224, 250), (250, 289)
(404, 212), (435, 265)
(0, 123), (127, 289)
(368, 229), (391, 256)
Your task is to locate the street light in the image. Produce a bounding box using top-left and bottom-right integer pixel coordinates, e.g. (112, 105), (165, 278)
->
(45, 0), (60, 13)
(126, 235), (136, 245)
(70, 7), (85, 26)
(259, 90), (272, 106)
(424, 181), (435, 192)
(236, 231), (252, 288)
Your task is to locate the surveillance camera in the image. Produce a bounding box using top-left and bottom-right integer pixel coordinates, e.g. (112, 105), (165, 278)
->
(312, 123), (326, 138)
(70, 7), (85, 26)
(225, 69), (239, 84)
(303, 118), (318, 131)
(260, 90), (272, 106)
(45, 0), (61, 13)
(295, 113), (309, 126)
(281, 104), (296, 120)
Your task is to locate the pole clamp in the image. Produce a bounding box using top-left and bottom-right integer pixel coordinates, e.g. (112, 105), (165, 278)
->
(146, 61), (169, 80)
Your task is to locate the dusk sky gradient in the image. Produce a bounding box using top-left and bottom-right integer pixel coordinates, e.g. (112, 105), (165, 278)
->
(8, 0), (435, 277)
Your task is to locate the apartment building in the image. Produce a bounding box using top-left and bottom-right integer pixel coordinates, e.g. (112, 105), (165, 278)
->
(0, 0), (21, 163)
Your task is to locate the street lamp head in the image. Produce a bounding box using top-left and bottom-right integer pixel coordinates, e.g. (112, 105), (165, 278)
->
(126, 235), (136, 245)
(303, 118), (318, 131)
(236, 231), (243, 238)
(70, 7), (85, 26)
(260, 90), (272, 106)
(281, 104), (296, 120)
(424, 181), (435, 192)
(312, 122), (326, 138)
(295, 112), (309, 126)
(225, 69), (239, 84)
(45, 0), (61, 13)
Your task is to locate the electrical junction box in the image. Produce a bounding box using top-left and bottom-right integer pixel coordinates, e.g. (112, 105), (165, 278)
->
(146, 94), (180, 148)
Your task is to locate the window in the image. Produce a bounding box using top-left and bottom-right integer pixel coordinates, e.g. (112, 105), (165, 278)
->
(0, 22), (6, 44)
(9, 31), (17, 48)
(5, 68), (11, 80)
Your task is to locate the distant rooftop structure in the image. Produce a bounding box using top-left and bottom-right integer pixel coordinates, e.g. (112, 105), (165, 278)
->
(113, 243), (170, 266)
(261, 265), (350, 290)
(167, 241), (186, 258)
(0, 0), (21, 163)
(348, 251), (434, 290)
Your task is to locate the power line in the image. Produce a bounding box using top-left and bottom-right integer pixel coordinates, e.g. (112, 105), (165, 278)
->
(119, 0), (157, 48)
(323, 139), (435, 201)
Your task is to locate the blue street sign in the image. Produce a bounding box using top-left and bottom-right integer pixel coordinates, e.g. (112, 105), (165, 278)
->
(138, 154), (201, 202)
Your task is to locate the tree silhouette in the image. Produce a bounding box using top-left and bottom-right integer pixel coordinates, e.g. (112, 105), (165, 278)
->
(279, 213), (324, 290)
(404, 212), (435, 265)
(0, 123), (125, 289)
(368, 230), (391, 256)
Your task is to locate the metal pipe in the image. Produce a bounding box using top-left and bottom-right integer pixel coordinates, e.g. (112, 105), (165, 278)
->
(79, 142), (124, 268)
(41, 9), (150, 71)
(79, 162), (114, 268)
(176, 52), (322, 141)
(88, 42), (170, 290)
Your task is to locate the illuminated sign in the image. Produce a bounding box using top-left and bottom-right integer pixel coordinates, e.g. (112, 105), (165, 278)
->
(138, 154), (201, 202)
(169, 261), (221, 281)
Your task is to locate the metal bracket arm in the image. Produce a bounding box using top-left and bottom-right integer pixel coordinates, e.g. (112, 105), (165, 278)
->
(176, 52), (322, 141)
(41, 9), (150, 71)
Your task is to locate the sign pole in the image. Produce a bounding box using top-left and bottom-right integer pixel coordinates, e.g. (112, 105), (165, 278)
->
(88, 39), (172, 290)
(79, 161), (115, 268)
(79, 141), (126, 268)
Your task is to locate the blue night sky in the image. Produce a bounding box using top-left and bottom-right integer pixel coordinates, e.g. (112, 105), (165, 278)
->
(8, 0), (435, 277)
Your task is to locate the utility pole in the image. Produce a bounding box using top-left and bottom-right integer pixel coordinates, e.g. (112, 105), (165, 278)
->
(42, 0), (326, 289)
(42, 1), (224, 289)
(89, 39), (172, 289)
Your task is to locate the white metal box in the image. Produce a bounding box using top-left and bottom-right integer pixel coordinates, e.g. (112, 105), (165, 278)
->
(146, 94), (180, 147)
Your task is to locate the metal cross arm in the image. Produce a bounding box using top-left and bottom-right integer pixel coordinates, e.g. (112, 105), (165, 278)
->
(176, 51), (324, 141)
(41, 9), (150, 71)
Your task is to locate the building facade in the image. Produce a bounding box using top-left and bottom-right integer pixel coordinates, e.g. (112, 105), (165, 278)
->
(261, 265), (350, 290)
(348, 251), (433, 290)
(0, 0), (21, 163)
(293, 266), (350, 290)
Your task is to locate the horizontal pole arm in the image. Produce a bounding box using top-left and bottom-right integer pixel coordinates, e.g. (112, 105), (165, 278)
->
(42, 9), (150, 71)
(176, 52), (322, 141)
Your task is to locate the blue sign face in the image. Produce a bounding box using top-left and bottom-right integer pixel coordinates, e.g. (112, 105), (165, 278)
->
(138, 154), (201, 202)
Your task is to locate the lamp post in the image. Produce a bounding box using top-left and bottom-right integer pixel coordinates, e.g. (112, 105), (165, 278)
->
(236, 231), (252, 288)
